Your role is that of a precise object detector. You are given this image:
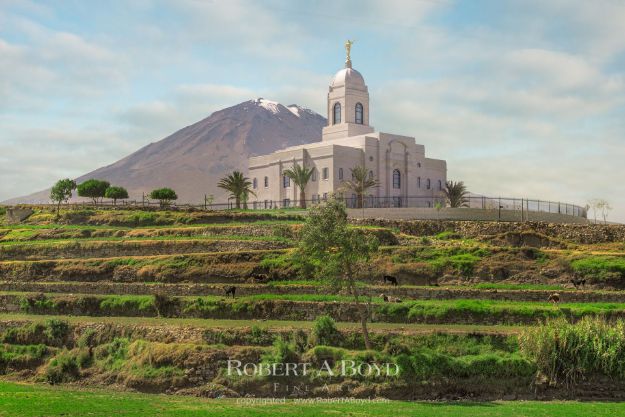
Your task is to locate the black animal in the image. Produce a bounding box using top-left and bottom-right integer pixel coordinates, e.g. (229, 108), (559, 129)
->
(570, 278), (586, 290)
(548, 293), (560, 304)
(383, 275), (398, 286)
(224, 286), (236, 298)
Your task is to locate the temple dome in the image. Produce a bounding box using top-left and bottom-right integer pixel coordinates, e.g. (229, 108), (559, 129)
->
(330, 67), (366, 90)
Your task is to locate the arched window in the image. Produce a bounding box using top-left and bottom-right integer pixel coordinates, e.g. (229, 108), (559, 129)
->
(392, 169), (401, 189)
(264, 176), (268, 187)
(252, 178), (257, 189)
(355, 102), (363, 124)
(438, 180), (442, 191)
(333, 102), (341, 124)
(338, 168), (343, 180)
(369, 170), (374, 179)
(417, 177), (421, 188)
(311, 169), (317, 181)
(426, 178), (431, 190)
(283, 175), (290, 188)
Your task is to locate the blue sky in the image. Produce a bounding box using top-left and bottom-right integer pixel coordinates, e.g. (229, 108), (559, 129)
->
(1, 0), (624, 221)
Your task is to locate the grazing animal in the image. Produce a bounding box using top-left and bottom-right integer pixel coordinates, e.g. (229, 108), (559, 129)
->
(570, 278), (586, 290)
(383, 275), (398, 286)
(251, 274), (268, 283)
(548, 293), (560, 304)
(380, 293), (402, 303)
(224, 286), (236, 298)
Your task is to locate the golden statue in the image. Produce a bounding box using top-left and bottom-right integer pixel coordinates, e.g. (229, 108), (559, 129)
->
(345, 39), (354, 62)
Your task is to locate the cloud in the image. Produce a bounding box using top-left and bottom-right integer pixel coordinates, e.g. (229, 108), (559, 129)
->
(1, 0), (624, 223)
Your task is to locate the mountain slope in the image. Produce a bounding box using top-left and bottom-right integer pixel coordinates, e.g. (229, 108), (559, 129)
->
(5, 99), (326, 204)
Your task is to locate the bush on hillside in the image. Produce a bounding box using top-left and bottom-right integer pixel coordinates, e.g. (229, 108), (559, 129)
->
(310, 315), (341, 347)
(519, 317), (625, 385)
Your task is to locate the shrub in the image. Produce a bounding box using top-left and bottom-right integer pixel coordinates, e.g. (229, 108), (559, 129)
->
(519, 317), (625, 385)
(310, 315), (341, 347)
(303, 345), (346, 367)
(250, 325), (273, 345)
(45, 350), (80, 384)
(94, 338), (129, 371)
(0, 344), (48, 371)
(19, 293), (55, 313)
(262, 337), (299, 364)
(44, 320), (70, 345)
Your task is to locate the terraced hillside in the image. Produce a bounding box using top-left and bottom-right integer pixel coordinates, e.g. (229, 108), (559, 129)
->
(1, 206), (625, 400)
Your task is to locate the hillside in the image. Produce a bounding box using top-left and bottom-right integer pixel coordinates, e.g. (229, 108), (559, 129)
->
(1, 207), (625, 402)
(3, 99), (326, 205)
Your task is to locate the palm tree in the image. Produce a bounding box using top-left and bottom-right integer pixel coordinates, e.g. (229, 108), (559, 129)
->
(217, 171), (256, 209)
(283, 163), (315, 209)
(444, 180), (469, 208)
(341, 165), (378, 209)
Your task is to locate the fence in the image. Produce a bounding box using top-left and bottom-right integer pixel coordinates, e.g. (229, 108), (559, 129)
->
(247, 195), (587, 218)
(25, 195), (587, 219)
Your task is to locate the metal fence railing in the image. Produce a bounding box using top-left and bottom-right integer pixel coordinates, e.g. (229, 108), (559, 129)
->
(22, 195), (587, 219)
(245, 195), (587, 218)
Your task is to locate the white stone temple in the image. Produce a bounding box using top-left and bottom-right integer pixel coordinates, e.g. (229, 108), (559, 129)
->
(248, 41), (447, 208)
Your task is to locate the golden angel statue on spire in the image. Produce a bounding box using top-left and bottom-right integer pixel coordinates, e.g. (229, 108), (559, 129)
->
(345, 39), (354, 62)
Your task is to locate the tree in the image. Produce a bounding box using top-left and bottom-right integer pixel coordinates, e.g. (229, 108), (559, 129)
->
(217, 171), (255, 209)
(104, 186), (129, 206)
(149, 188), (178, 207)
(443, 181), (469, 208)
(595, 200), (612, 223)
(296, 198), (379, 349)
(50, 179), (76, 214)
(340, 165), (378, 209)
(283, 163), (314, 208)
(588, 199), (611, 224)
(77, 179), (110, 205)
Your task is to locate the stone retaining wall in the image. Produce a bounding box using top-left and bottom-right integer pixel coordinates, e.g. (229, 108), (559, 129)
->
(351, 219), (625, 244)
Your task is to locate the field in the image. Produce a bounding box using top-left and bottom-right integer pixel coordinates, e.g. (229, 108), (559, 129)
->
(1, 381), (625, 417)
(1, 206), (625, 415)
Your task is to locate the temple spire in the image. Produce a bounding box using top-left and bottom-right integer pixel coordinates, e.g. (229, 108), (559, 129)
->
(345, 39), (354, 68)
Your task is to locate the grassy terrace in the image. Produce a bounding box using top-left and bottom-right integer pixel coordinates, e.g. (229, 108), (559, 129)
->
(1, 381), (624, 417)
(0, 234), (293, 246)
(3, 206), (625, 408)
(7, 291), (625, 324)
(0, 312), (523, 334)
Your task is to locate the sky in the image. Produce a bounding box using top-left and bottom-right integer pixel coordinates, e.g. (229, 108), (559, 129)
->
(1, 0), (624, 222)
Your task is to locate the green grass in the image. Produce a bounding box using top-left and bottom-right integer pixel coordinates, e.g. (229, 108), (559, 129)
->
(0, 313), (523, 334)
(0, 234), (292, 246)
(0, 219), (302, 231)
(0, 381), (624, 417)
(472, 283), (566, 291)
(571, 256), (625, 281)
